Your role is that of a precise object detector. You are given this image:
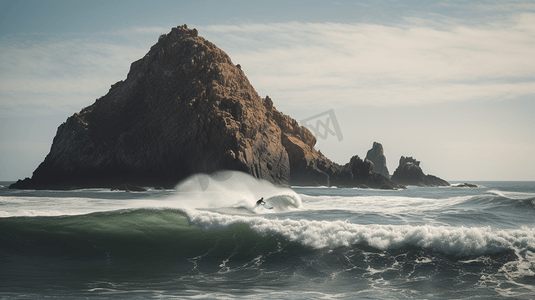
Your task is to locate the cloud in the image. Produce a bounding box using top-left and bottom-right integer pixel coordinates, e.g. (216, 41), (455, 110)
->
(200, 14), (535, 109)
(0, 29), (163, 116)
(438, 0), (535, 15)
(1, 12), (534, 116)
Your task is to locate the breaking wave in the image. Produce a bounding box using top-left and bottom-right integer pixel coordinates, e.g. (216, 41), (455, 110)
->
(2, 208), (534, 259)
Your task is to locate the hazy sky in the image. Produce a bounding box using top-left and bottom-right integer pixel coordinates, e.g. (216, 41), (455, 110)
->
(1, 0), (534, 181)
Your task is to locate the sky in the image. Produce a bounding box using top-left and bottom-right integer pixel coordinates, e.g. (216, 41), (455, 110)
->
(1, 0), (534, 181)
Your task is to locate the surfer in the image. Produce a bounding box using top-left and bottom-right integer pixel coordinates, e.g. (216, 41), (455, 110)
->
(256, 197), (266, 206)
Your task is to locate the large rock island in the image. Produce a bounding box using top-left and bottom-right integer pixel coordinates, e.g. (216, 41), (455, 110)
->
(11, 25), (400, 190)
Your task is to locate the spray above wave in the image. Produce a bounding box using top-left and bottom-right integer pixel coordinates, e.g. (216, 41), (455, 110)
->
(167, 170), (301, 213)
(0, 171), (301, 218)
(486, 189), (535, 200)
(458, 190), (535, 212)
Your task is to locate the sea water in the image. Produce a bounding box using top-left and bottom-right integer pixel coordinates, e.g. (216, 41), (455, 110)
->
(1, 171), (534, 299)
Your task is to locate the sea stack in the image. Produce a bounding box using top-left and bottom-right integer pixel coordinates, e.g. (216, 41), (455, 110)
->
(10, 25), (400, 190)
(365, 142), (389, 178)
(391, 156), (449, 187)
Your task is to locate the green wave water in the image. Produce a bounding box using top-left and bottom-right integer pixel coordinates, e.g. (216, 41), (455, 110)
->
(1, 178), (535, 299)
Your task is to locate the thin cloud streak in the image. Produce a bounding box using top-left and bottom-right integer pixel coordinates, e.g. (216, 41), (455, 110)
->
(0, 30), (161, 116)
(202, 14), (535, 108)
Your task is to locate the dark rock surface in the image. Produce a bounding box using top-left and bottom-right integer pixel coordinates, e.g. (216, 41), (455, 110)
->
(391, 156), (450, 187)
(365, 142), (390, 178)
(10, 25), (402, 190)
(454, 183), (478, 188)
(111, 184), (147, 192)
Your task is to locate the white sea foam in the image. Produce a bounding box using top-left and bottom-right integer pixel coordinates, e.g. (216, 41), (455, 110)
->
(300, 194), (471, 214)
(185, 209), (535, 256)
(0, 195), (135, 217)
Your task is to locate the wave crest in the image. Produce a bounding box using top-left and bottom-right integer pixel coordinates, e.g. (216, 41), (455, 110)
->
(186, 210), (535, 256)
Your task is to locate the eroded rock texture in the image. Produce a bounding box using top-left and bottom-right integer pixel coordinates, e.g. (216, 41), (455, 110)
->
(391, 156), (449, 187)
(365, 142), (390, 178)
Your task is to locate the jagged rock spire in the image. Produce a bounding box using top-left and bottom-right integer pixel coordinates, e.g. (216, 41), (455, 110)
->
(365, 142), (390, 178)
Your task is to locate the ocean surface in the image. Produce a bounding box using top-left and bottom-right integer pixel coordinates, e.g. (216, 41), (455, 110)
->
(1, 171), (534, 299)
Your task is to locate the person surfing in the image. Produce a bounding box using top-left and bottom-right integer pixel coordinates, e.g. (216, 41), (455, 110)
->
(256, 197), (266, 206)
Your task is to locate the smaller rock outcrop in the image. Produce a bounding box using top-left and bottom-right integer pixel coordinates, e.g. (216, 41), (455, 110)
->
(454, 183), (478, 188)
(365, 142), (389, 178)
(111, 183), (147, 192)
(391, 156), (449, 187)
(343, 155), (398, 189)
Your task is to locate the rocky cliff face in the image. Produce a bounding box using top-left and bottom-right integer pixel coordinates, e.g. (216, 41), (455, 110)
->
(10, 25), (400, 190)
(391, 156), (449, 187)
(365, 142), (389, 178)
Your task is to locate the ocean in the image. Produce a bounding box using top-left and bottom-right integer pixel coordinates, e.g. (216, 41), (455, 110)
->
(1, 171), (534, 299)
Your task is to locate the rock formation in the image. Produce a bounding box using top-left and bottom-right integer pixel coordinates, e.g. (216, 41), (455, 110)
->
(10, 25), (401, 190)
(111, 183), (147, 192)
(391, 156), (450, 187)
(453, 183), (478, 188)
(365, 142), (389, 178)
